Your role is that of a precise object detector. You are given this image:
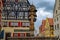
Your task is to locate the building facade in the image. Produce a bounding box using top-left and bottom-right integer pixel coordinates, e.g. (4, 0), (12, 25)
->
(39, 18), (54, 37)
(0, 0), (37, 40)
(53, 0), (60, 38)
(39, 20), (46, 37)
(45, 18), (54, 37)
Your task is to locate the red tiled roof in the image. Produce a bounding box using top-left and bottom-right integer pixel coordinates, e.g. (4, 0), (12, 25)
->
(42, 20), (46, 26)
(48, 18), (53, 25)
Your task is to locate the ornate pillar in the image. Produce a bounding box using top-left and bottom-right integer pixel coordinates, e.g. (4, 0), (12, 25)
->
(29, 5), (37, 36)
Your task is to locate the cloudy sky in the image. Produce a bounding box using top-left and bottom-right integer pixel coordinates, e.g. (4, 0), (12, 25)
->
(29, 0), (55, 34)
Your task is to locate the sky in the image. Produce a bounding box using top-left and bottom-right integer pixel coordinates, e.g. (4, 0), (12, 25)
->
(29, 0), (55, 34)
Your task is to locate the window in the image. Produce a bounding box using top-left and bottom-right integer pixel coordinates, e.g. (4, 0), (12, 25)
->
(6, 6), (11, 10)
(57, 24), (59, 29)
(22, 23), (25, 27)
(25, 12), (28, 16)
(25, 17), (28, 19)
(50, 25), (53, 30)
(9, 12), (15, 17)
(8, 12), (16, 20)
(20, 33), (25, 37)
(10, 22), (18, 27)
(24, 12), (29, 19)
(13, 33), (25, 37)
(17, 12), (24, 19)
(52, 32), (53, 35)
(18, 4), (20, 7)
(56, 10), (57, 14)
(13, 33), (18, 37)
(18, 12), (24, 17)
(21, 2), (28, 7)
(55, 25), (56, 30)
(6, 33), (11, 37)
(22, 22), (30, 27)
(25, 22), (30, 26)
(18, 7), (21, 10)
(2, 12), (7, 17)
(54, 18), (56, 22)
(3, 22), (8, 27)
(23, 8), (26, 10)
(57, 17), (58, 21)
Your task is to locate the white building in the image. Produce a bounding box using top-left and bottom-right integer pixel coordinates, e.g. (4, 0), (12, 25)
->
(53, 0), (60, 38)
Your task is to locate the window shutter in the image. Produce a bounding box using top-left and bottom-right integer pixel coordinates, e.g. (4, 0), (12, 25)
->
(9, 22), (11, 27)
(18, 33), (20, 37)
(18, 22), (22, 27)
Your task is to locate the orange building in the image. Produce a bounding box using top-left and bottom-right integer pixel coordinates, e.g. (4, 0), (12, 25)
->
(39, 20), (46, 37)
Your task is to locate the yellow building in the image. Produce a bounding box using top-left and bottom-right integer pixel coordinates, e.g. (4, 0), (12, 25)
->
(45, 18), (54, 37)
